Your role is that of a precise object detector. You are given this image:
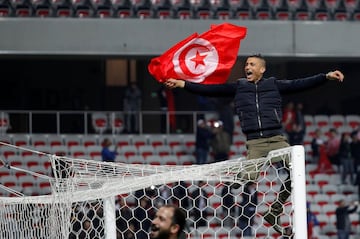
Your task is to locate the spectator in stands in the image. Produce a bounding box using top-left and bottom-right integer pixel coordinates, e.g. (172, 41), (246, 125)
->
(311, 128), (325, 163)
(210, 120), (231, 162)
(335, 199), (359, 239)
(307, 202), (320, 239)
(214, 98), (235, 143)
(123, 82), (142, 134)
(157, 85), (176, 133)
(338, 132), (355, 184)
(190, 180), (208, 228)
(149, 204), (187, 239)
(350, 131), (360, 186)
(101, 138), (118, 162)
(326, 128), (341, 169)
(294, 102), (306, 145)
(195, 119), (214, 164)
(238, 182), (258, 237)
(282, 101), (296, 139)
(164, 53), (344, 237)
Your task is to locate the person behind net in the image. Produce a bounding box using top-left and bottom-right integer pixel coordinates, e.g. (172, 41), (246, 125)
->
(164, 54), (344, 237)
(149, 204), (187, 239)
(101, 138), (118, 162)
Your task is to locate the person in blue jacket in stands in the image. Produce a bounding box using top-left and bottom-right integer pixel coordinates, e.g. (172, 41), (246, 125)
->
(101, 138), (118, 162)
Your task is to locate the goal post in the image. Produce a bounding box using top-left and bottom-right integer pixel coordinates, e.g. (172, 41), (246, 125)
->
(0, 144), (307, 239)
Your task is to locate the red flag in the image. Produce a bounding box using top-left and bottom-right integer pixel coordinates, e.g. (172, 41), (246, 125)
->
(148, 23), (247, 84)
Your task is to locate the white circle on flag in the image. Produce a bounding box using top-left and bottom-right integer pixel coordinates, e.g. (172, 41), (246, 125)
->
(172, 38), (219, 83)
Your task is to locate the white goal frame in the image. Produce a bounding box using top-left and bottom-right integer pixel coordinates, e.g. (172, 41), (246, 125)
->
(0, 145), (307, 239)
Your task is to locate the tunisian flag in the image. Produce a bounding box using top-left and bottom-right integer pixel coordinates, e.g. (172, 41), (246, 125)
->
(148, 23), (247, 84)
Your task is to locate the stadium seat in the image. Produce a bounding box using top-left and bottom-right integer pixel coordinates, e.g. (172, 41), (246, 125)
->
(47, 134), (64, 146)
(191, 0), (212, 19)
(18, 175), (36, 190)
(211, 0), (232, 19)
(306, 183), (321, 197)
(322, 203), (336, 216)
(69, 145), (86, 158)
(314, 115), (330, 127)
(0, 0), (13, 16)
(161, 155), (178, 165)
(154, 145), (172, 156)
(148, 134), (166, 147)
(120, 145), (138, 158)
(6, 155), (23, 167)
(86, 145), (102, 158)
(178, 154), (195, 165)
(316, 213), (330, 228)
(313, 173), (330, 188)
(172, 0), (192, 18)
(2, 175), (18, 187)
(329, 193), (345, 204)
(166, 134), (183, 148)
(344, 0), (359, 13)
(10, 0), (33, 17)
(23, 155), (40, 168)
(51, 145), (68, 156)
(293, 4), (311, 19)
(131, 134), (148, 148)
(152, 0), (173, 18)
(324, 0), (340, 12)
(133, 0), (153, 18)
(0, 112), (10, 134)
(345, 114), (360, 129)
(285, 0), (302, 10)
(31, 0), (53, 17)
(82, 134), (98, 147)
(145, 155), (161, 165)
(51, 0), (73, 17)
(333, 4), (351, 21)
(171, 144), (187, 156)
(314, 1), (331, 20)
(30, 134), (48, 147)
(321, 184), (338, 196)
(92, 112), (108, 134)
(254, 0), (272, 19)
(247, 0), (263, 10)
(12, 134), (30, 147)
(309, 203), (322, 215)
(304, 0), (321, 11)
(63, 134), (82, 148)
(329, 114), (345, 128)
(273, 2), (291, 20)
(138, 145), (154, 158)
(2, 147), (18, 158)
(127, 155), (145, 164)
(112, 0), (133, 17)
(90, 0), (113, 17)
(304, 115), (314, 127)
(72, 0), (94, 17)
(0, 134), (12, 145)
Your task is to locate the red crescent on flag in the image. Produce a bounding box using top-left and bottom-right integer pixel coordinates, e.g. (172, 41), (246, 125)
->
(178, 43), (210, 78)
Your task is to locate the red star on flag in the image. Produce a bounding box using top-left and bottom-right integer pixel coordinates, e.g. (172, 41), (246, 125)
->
(190, 51), (207, 69)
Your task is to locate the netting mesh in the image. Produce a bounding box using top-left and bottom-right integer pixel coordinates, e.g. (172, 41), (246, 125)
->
(0, 143), (300, 239)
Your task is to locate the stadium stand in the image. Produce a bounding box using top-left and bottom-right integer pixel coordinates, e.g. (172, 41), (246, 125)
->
(0, 0), (358, 19)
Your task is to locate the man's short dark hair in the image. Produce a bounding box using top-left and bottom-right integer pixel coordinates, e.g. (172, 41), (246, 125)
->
(246, 54), (266, 67)
(163, 205), (186, 236)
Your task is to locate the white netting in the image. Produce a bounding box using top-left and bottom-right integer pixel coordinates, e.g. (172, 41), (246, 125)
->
(0, 142), (305, 239)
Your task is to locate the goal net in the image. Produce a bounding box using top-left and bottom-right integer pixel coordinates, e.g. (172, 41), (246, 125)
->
(0, 144), (307, 239)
